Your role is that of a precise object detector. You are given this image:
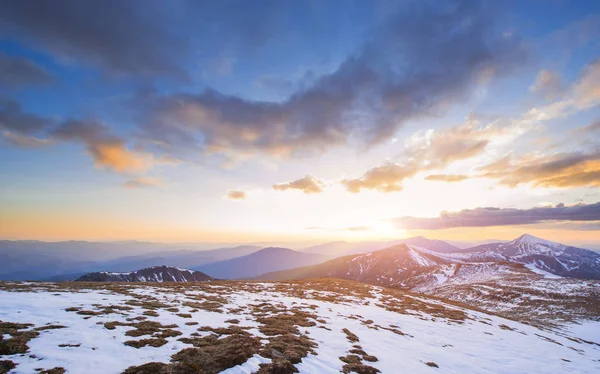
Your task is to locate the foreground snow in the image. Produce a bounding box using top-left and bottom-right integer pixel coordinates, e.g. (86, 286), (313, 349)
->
(0, 280), (599, 373)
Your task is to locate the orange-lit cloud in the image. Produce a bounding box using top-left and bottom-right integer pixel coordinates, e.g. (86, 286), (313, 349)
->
(341, 119), (505, 192)
(273, 175), (324, 194)
(226, 190), (247, 200)
(89, 140), (153, 174)
(480, 151), (600, 188)
(53, 119), (159, 174)
(342, 163), (416, 193)
(425, 174), (469, 182)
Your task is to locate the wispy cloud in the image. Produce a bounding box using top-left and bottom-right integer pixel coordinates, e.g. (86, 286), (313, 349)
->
(341, 118), (511, 192)
(124, 177), (163, 189)
(2, 131), (51, 148)
(529, 69), (564, 99)
(573, 119), (600, 134)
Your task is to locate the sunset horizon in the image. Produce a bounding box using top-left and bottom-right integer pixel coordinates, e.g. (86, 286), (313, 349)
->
(1, 2), (599, 373)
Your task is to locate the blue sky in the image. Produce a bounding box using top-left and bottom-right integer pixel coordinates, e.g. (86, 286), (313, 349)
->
(0, 0), (599, 246)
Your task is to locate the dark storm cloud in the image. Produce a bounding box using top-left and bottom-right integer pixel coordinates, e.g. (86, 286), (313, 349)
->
(392, 202), (600, 230)
(0, 0), (295, 79)
(0, 52), (54, 87)
(0, 99), (50, 134)
(0, 0), (186, 78)
(139, 0), (527, 158)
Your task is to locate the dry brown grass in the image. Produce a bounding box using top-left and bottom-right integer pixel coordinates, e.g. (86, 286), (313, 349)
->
(342, 328), (359, 343)
(34, 325), (67, 331)
(125, 332), (262, 374)
(124, 338), (168, 349)
(0, 360), (16, 374)
(37, 368), (66, 374)
(0, 321), (39, 355)
(341, 362), (380, 374)
(255, 359), (299, 373)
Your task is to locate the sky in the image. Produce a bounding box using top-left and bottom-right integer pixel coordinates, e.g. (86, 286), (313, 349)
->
(0, 0), (599, 248)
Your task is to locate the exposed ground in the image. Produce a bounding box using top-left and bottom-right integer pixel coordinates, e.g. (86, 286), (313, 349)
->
(1, 279), (599, 373)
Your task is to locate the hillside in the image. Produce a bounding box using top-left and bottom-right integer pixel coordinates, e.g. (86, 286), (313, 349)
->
(257, 238), (600, 326)
(0, 279), (598, 373)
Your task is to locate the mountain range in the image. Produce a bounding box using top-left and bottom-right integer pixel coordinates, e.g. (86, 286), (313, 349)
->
(260, 234), (600, 283)
(2, 235), (599, 283)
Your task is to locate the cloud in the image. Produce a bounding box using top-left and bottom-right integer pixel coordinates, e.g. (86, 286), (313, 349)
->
(273, 175), (324, 194)
(342, 163), (417, 193)
(392, 202), (600, 230)
(1, 99), (178, 176)
(0, 99), (51, 134)
(341, 117), (509, 192)
(521, 59), (600, 123)
(124, 177), (163, 189)
(139, 1), (526, 159)
(0, 1), (301, 80)
(0, 52), (54, 87)
(226, 190), (246, 200)
(573, 120), (600, 134)
(479, 150), (600, 188)
(425, 174), (469, 182)
(52, 120), (155, 174)
(2, 131), (51, 148)
(0, 0), (187, 78)
(529, 69), (564, 99)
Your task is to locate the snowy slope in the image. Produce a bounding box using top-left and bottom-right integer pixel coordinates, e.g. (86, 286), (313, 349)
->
(258, 243), (600, 325)
(0, 280), (598, 373)
(75, 266), (215, 282)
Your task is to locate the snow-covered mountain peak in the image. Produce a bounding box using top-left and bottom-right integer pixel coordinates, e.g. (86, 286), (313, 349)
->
(513, 234), (558, 247)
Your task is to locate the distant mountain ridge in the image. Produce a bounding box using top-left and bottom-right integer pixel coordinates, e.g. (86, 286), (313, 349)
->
(300, 236), (460, 257)
(196, 247), (328, 279)
(75, 266), (215, 282)
(0, 241), (261, 281)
